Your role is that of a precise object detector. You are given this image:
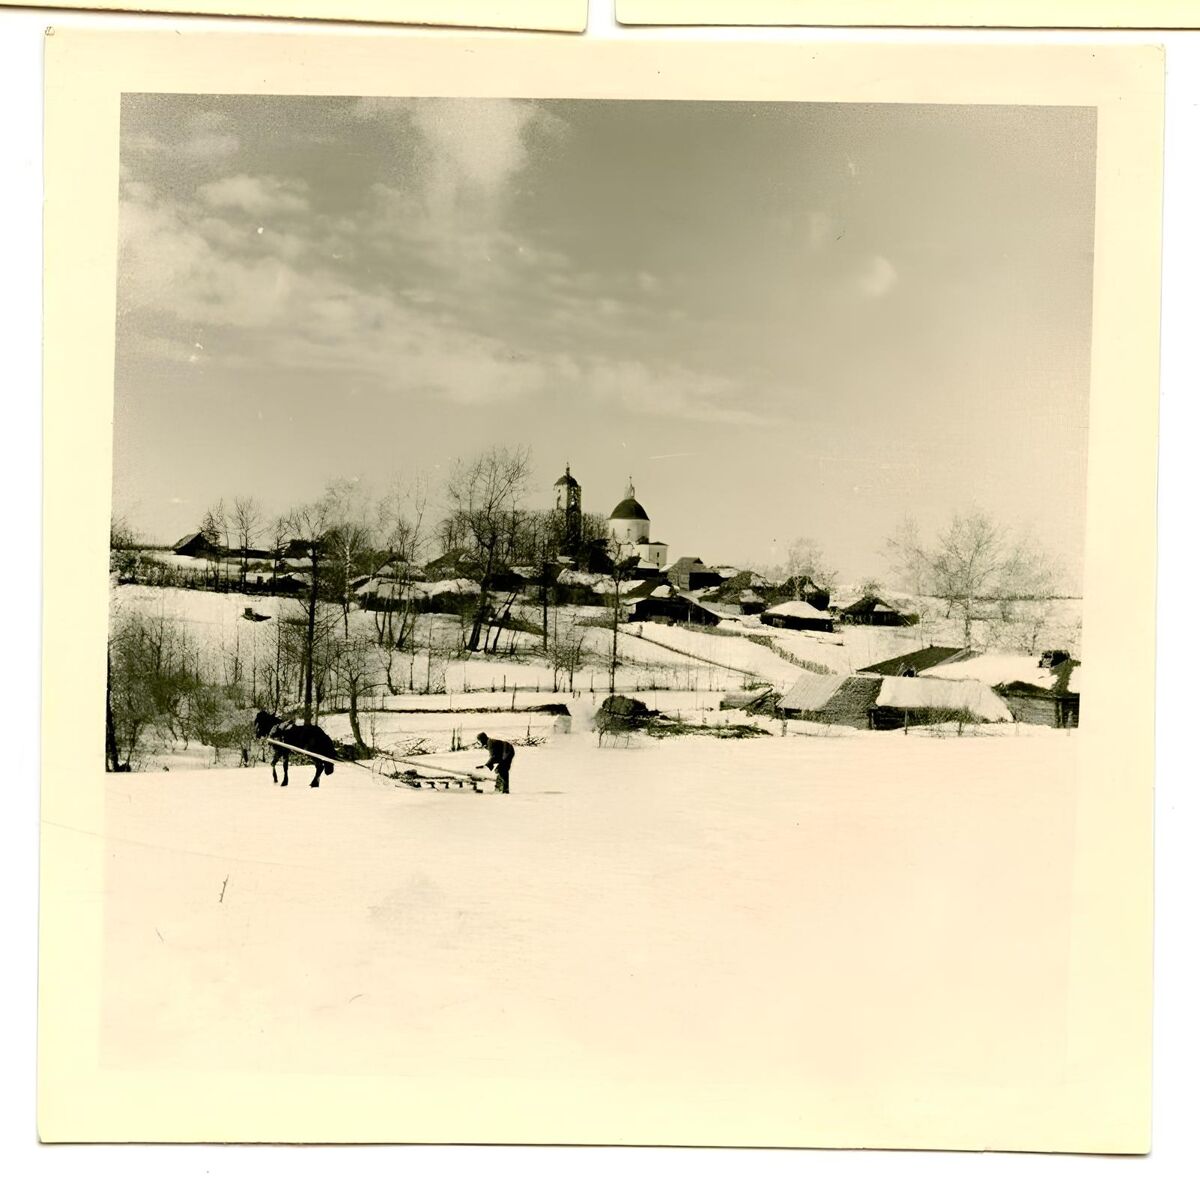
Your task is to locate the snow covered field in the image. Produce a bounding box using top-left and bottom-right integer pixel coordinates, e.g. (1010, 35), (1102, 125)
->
(101, 730), (1078, 1107)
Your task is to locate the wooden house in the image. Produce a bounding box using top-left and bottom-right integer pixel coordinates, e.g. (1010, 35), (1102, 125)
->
(760, 600), (834, 632)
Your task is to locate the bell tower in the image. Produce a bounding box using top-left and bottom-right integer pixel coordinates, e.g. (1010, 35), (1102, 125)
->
(553, 465), (583, 554)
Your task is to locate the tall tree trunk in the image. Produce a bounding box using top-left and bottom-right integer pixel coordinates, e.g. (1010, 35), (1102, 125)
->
(610, 583), (620, 694)
(467, 579), (492, 652)
(274, 620), (283, 711)
(105, 648), (121, 772)
(348, 680), (366, 754)
(303, 553), (319, 724)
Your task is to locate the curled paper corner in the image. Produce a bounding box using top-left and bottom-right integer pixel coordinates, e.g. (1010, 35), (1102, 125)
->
(8, 2), (589, 34)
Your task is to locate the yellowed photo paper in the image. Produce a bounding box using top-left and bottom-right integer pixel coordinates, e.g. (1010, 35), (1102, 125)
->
(40, 28), (1161, 1149)
(617, 0), (1199, 29)
(3, 1), (588, 33)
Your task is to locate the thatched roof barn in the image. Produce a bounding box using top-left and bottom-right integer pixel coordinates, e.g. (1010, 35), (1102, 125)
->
(777, 672), (883, 729)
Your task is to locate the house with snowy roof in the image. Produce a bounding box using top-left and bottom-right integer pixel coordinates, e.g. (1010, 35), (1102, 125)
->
(777, 672), (883, 729)
(868, 675), (1013, 730)
(626, 586), (722, 627)
(760, 599), (834, 632)
(666, 556), (723, 592)
(927, 652), (1081, 728)
(839, 594), (918, 627)
(171, 529), (220, 558)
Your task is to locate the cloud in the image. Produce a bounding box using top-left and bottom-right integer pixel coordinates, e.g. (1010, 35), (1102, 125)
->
(124, 108), (239, 165)
(857, 255), (898, 299)
(353, 97), (566, 221)
(409, 100), (558, 202)
(117, 179), (566, 405)
(565, 358), (777, 428)
(118, 181), (771, 429)
(198, 174), (310, 218)
(116, 109), (772, 432)
(365, 177), (570, 290)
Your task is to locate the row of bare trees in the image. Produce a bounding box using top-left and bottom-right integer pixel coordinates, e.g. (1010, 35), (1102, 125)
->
(885, 512), (1059, 649)
(760, 514), (1063, 650)
(109, 446), (640, 771)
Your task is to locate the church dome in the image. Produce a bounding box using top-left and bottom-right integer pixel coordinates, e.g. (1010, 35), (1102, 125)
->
(610, 496), (649, 520)
(554, 466), (580, 489)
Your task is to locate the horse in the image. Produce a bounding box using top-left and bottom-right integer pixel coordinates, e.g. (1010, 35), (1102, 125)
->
(253, 710), (337, 788)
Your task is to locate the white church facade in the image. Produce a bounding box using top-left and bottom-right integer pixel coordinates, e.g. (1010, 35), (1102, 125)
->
(608, 479), (668, 568)
(549, 468), (668, 569)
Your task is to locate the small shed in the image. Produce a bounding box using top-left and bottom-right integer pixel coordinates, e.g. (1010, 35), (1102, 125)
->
(924, 652), (1082, 728)
(777, 672), (883, 729)
(667, 556), (723, 592)
(699, 570), (771, 607)
(869, 676), (1013, 730)
(840, 595), (917, 627)
(760, 600), (834, 633)
(171, 530), (219, 559)
(628, 593), (722, 627)
(927, 653), (1082, 729)
(996, 682), (1081, 729)
(415, 577), (482, 614)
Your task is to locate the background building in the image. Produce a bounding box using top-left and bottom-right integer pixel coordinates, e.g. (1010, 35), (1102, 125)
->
(608, 479), (668, 568)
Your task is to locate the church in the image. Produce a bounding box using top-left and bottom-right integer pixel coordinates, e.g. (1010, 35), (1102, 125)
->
(607, 479), (668, 568)
(552, 467), (669, 569)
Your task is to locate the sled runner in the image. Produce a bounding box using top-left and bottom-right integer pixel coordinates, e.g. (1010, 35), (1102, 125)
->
(390, 767), (485, 793)
(375, 755), (489, 794)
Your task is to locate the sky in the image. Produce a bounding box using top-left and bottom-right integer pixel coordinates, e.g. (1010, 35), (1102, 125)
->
(114, 95), (1096, 587)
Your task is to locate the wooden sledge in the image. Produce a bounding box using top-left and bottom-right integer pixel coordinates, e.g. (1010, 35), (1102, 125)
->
(263, 736), (491, 794)
(378, 753), (490, 794)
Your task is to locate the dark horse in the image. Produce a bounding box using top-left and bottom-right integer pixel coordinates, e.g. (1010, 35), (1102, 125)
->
(253, 710), (337, 788)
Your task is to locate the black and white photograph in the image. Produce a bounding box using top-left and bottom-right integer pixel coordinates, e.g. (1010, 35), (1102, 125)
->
(35, 30), (1163, 1152)
(106, 90), (1092, 1063)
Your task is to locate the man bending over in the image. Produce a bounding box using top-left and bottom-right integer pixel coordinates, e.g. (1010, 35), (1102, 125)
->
(475, 732), (515, 794)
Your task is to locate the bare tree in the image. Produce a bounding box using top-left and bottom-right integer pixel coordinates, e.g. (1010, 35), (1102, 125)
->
(606, 551), (640, 694)
(444, 446), (531, 653)
(782, 537), (838, 590)
(372, 479), (427, 654)
(331, 630), (374, 756)
(549, 606), (588, 694)
(110, 511), (137, 551)
(886, 511), (1056, 648)
(110, 511), (141, 583)
(284, 492), (344, 723)
(106, 607), (211, 770)
(231, 496), (264, 592)
(199, 499), (229, 590)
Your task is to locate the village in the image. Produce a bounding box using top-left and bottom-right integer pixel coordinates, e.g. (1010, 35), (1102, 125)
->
(100, 452), (1088, 1080)
(107, 458), (1083, 780)
(84, 85), (1109, 1126)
